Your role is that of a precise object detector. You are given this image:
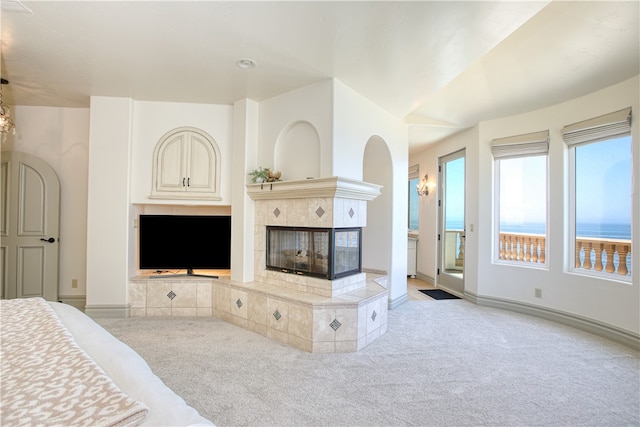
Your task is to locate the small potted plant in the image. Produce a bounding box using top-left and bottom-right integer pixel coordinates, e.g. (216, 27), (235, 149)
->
(248, 167), (270, 183)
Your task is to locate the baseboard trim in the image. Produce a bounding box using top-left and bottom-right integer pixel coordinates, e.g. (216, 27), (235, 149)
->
(415, 271), (434, 286)
(363, 268), (387, 275)
(84, 304), (131, 318)
(388, 292), (408, 310)
(58, 295), (87, 312)
(467, 292), (640, 350)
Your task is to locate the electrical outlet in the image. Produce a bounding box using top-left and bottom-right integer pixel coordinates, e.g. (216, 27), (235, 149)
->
(72, 279), (78, 289)
(534, 288), (542, 298)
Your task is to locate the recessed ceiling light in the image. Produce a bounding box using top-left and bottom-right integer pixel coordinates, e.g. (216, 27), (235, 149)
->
(236, 58), (256, 70)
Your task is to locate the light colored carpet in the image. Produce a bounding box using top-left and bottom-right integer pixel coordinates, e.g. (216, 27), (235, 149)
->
(97, 300), (639, 426)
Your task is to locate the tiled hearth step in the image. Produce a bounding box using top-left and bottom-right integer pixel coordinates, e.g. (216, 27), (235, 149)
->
(129, 274), (388, 353)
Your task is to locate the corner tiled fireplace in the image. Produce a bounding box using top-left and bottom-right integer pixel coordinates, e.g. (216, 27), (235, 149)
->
(266, 226), (361, 280)
(129, 177), (389, 353)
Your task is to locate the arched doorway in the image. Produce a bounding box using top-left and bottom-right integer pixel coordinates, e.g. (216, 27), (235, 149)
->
(1, 151), (60, 301)
(362, 136), (393, 281)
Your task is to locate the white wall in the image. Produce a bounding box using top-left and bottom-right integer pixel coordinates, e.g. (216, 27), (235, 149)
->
(333, 80), (409, 306)
(86, 97), (133, 309)
(231, 99), (259, 283)
(130, 101), (233, 205)
(1, 106), (90, 297)
(259, 80), (334, 179)
(411, 126), (479, 295)
(411, 75), (639, 336)
(477, 75), (639, 335)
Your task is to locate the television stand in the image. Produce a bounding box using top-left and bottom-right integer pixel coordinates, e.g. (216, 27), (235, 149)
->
(150, 269), (218, 279)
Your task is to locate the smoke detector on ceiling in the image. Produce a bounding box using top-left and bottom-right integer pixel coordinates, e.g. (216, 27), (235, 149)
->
(236, 59), (257, 70)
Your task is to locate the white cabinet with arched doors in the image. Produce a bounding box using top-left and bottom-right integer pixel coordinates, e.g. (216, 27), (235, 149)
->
(150, 127), (221, 200)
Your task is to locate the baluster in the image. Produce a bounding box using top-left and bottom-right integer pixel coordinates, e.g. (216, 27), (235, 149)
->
(508, 235), (515, 260)
(617, 244), (630, 276)
(593, 242), (604, 272)
(523, 237), (530, 262)
(499, 234), (505, 260)
(456, 231), (465, 267)
(531, 238), (538, 263)
(583, 242), (593, 270)
(518, 235), (525, 261)
(604, 243), (615, 274)
(540, 237), (546, 264)
(575, 240), (582, 269)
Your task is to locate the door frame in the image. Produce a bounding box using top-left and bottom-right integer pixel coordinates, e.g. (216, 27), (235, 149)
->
(436, 148), (465, 295)
(1, 151), (60, 300)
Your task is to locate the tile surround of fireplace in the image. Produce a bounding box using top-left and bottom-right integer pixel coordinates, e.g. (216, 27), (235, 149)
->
(129, 177), (388, 353)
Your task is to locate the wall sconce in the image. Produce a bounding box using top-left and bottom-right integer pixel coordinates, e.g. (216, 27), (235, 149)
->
(416, 174), (429, 196)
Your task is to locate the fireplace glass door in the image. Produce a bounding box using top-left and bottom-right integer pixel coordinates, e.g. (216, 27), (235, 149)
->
(266, 227), (361, 280)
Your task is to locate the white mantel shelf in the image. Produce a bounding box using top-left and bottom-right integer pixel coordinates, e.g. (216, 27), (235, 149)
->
(246, 176), (382, 201)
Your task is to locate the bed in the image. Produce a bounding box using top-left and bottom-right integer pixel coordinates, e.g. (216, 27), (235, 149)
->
(0, 297), (214, 427)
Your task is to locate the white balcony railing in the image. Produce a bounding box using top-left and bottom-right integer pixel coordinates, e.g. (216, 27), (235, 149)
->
(575, 237), (631, 276)
(499, 232), (546, 264)
(496, 232), (631, 276)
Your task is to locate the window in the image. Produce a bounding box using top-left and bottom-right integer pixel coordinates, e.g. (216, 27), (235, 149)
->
(492, 130), (549, 266)
(408, 164), (419, 230)
(564, 108), (632, 279)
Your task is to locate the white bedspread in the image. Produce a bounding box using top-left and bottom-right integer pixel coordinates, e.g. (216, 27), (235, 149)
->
(1, 298), (148, 427)
(0, 298), (214, 427)
(48, 301), (214, 427)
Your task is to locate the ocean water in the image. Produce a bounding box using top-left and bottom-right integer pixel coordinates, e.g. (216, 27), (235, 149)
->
(444, 220), (632, 275)
(497, 222), (631, 240)
(487, 221), (632, 275)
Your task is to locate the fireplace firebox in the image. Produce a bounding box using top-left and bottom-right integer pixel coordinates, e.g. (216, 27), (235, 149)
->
(266, 226), (361, 280)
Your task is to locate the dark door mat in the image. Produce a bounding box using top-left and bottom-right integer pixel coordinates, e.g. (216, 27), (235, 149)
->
(419, 289), (461, 300)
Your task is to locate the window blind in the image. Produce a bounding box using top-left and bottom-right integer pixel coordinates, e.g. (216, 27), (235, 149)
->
(409, 164), (419, 180)
(562, 107), (631, 147)
(490, 130), (549, 159)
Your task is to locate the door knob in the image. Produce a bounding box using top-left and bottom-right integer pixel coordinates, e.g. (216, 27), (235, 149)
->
(40, 237), (56, 243)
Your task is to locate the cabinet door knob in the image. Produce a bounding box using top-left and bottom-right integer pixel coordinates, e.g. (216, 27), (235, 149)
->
(182, 177), (186, 187)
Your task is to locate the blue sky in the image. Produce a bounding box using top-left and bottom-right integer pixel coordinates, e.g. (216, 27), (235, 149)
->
(422, 135), (631, 235)
(445, 157), (465, 226)
(500, 155), (547, 225)
(576, 135), (632, 224)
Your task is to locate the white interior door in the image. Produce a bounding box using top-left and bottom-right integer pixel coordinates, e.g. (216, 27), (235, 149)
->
(437, 149), (465, 295)
(1, 151), (60, 300)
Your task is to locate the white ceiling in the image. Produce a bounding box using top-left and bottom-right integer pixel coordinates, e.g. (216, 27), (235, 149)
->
(1, 1), (638, 153)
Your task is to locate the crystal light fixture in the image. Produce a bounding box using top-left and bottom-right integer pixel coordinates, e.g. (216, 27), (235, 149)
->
(0, 78), (15, 142)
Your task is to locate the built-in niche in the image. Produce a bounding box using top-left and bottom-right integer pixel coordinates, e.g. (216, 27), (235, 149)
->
(274, 121), (321, 181)
(133, 204), (231, 277)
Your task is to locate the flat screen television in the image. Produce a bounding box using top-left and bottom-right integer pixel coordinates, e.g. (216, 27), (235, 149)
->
(139, 214), (231, 278)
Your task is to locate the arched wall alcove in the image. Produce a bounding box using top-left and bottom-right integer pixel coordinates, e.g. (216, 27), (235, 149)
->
(274, 120), (321, 181)
(362, 135), (393, 277)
